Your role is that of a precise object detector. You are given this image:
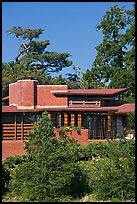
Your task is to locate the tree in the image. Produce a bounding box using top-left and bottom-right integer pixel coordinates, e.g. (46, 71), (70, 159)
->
(2, 26), (73, 97)
(127, 112), (135, 130)
(2, 61), (53, 98)
(66, 66), (82, 89)
(82, 4), (135, 102)
(9, 111), (89, 202)
(7, 27), (72, 73)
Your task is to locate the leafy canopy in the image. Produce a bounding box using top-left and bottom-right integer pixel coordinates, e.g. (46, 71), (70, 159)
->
(7, 26), (72, 73)
(82, 4), (135, 102)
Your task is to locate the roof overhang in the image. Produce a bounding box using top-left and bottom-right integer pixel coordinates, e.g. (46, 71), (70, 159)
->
(51, 88), (128, 96)
(2, 103), (134, 114)
(116, 104), (135, 115)
(2, 106), (118, 113)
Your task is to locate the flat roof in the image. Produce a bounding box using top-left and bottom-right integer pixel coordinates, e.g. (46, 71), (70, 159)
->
(52, 88), (128, 96)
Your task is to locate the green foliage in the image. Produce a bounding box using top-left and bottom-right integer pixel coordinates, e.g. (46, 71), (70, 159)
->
(9, 111), (89, 201)
(2, 165), (11, 196)
(2, 62), (68, 99)
(2, 155), (27, 169)
(2, 155), (27, 198)
(86, 157), (135, 200)
(82, 4), (135, 102)
(2, 26), (72, 97)
(3, 139), (135, 202)
(58, 126), (81, 133)
(78, 139), (135, 161)
(7, 26), (72, 73)
(78, 139), (135, 200)
(127, 112), (135, 129)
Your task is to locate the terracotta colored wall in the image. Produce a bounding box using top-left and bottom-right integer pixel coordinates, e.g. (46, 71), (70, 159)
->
(9, 80), (68, 109)
(17, 80), (37, 108)
(9, 80), (37, 109)
(9, 82), (18, 106)
(37, 85), (68, 107)
(55, 129), (90, 145)
(2, 141), (26, 160)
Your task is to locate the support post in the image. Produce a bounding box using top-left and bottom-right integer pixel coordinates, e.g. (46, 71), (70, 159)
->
(107, 114), (111, 131)
(78, 113), (82, 127)
(58, 114), (62, 127)
(64, 113), (68, 126)
(21, 114), (23, 141)
(71, 113), (75, 126)
(14, 115), (17, 140)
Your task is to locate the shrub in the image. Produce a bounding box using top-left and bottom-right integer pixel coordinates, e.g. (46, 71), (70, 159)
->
(9, 111), (89, 201)
(127, 112), (135, 129)
(77, 139), (135, 161)
(2, 155), (27, 169)
(2, 165), (11, 197)
(86, 157), (135, 201)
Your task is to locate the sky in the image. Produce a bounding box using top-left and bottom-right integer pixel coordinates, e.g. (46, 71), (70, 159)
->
(2, 2), (134, 78)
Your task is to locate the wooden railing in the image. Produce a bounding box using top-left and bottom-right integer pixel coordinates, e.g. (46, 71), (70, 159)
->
(2, 124), (34, 140)
(69, 100), (101, 108)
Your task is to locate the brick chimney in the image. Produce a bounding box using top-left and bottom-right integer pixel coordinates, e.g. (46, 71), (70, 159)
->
(9, 79), (37, 109)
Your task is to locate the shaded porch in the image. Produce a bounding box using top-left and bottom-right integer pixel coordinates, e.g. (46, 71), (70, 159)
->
(2, 111), (127, 141)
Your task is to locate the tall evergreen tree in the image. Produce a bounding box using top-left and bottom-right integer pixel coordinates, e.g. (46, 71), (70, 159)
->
(2, 27), (73, 97)
(82, 4), (135, 102)
(6, 27), (72, 73)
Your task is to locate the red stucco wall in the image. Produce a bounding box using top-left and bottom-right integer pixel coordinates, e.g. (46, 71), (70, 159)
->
(2, 141), (26, 160)
(9, 80), (68, 109)
(9, 80), (37, 108)
(37, 85), (68, 107)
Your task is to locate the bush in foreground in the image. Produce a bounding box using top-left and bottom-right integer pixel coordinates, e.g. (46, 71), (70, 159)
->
(80, 156), (135, 201)
(78, 139), (135, 161)
(9, 111), (89, 202)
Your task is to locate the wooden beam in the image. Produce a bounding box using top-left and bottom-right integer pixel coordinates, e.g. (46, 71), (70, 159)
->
(58, 114), (62, 127)
(21, 114), (23, 141)
(14, 115), (17, 140)
(107, 113), (111, 131)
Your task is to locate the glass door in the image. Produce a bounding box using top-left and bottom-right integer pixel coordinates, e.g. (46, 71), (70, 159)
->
(87, 115), (94, 139)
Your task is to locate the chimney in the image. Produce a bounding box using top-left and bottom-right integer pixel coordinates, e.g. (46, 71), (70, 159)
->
(9, 79), (37, 109)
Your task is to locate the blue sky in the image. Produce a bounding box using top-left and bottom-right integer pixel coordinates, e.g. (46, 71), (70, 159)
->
(2, 2), (134, 78)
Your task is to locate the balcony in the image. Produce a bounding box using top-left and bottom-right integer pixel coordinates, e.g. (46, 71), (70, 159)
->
(69, 100), (101, 108)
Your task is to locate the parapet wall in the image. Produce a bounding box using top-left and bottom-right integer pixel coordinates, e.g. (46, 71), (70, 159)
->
(9, 80), (68, 109)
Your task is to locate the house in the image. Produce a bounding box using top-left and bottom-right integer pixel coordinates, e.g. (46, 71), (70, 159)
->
(2, 79), (135, 145)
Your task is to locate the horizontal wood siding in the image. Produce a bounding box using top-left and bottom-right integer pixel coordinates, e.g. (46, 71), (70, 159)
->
(2, 124), (34, 140)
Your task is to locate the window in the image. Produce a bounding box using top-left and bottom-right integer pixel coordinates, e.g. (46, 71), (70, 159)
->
(114, 95), (120, 101)
(75, 113), (78, 126)
(2, 113), (14, 124)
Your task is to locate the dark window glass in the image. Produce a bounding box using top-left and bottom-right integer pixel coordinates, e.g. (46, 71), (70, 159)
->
(2, 114), (14, 124)
(75, 113), (78, 126)
(23, 113), (42, 124)
(61, 114), (64, 126)
(68, 113), (71, 126)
